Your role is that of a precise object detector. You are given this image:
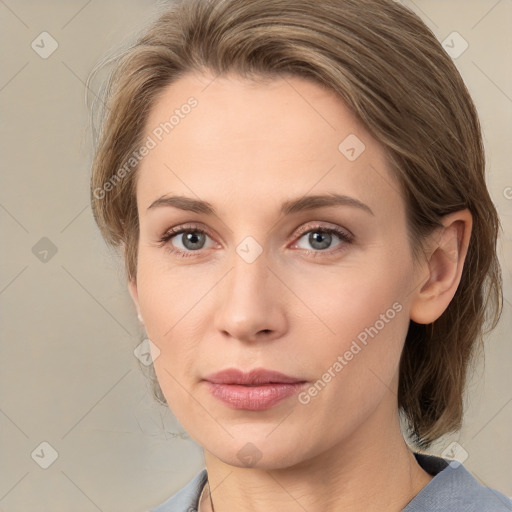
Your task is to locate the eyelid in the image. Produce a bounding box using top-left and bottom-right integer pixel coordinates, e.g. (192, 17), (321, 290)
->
(292, 221), (353, 241)
(157, 223), (216, 248)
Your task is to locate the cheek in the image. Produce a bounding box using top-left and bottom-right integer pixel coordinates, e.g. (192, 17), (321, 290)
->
(135, 248), (207, 337)
(294, 284), (410, 441)
(295, 249), (413, 403)
(295, 249), (411, 343)
(134, 254), (202, 384)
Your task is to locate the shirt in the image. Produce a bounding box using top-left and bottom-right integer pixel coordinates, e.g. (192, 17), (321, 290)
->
(147, 452), (512, 511)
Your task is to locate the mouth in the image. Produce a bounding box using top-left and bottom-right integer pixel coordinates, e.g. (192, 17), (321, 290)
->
(203, 367), (307, 410)
(203, 367), (305, 385)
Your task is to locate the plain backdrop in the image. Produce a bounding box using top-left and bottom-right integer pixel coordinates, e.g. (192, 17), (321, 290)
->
(0, 1), (511, 511)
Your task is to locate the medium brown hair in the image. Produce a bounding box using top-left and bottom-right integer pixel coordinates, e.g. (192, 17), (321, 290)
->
(89, 0), (503, 449)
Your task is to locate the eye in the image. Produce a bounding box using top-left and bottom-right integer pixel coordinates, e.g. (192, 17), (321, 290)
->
(292, 224), (353, 256)
(157, 223), (215, 258)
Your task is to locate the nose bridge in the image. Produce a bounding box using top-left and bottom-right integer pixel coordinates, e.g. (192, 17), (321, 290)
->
(227, 244), (271, 313)
(214, 240), (284, 340)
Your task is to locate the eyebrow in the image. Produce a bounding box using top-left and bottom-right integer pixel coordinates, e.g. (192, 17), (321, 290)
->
(147, 192), (374, 216)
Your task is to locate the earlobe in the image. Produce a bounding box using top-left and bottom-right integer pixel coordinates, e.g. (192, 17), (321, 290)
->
(409, 209), (472, 325)
(128, 279), (144, 325)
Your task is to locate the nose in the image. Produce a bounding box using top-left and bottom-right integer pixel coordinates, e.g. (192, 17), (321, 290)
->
(213, 249), (288, 343)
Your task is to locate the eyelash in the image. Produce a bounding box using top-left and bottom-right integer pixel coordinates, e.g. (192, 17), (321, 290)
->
(156, 222), (354, 259)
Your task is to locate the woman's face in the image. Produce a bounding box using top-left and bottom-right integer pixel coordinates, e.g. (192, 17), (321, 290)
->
(129, 71), (424, 468)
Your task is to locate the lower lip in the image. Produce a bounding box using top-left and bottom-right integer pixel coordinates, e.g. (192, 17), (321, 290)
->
(205, 381), (307, 410)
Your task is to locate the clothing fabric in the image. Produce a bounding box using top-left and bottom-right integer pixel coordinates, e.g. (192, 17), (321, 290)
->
(147, 452), (512, 511)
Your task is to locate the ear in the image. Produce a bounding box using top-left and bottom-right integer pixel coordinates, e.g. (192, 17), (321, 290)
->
(409, 209), (472, 324)
(128, 278), (144, 325)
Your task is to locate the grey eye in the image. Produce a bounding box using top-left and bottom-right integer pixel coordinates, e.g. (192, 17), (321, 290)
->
(296, 230), (342, 251)
(171, 230), (212, 251)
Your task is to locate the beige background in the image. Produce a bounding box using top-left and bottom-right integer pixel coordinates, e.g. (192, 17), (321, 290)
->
(0, 1), (511, 510)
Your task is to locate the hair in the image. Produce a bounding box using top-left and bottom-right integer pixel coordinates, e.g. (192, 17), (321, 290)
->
(89, 0), (503, 449)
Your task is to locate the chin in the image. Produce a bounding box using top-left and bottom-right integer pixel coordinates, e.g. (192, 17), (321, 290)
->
(204, 432), (314, 470)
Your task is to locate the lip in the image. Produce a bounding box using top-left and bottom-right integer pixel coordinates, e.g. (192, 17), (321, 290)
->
(203, 368), (307, 411)
(204, 367), (304, 385)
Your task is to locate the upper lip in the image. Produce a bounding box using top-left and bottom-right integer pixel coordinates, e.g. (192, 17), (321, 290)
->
(204, 368), (305, 385)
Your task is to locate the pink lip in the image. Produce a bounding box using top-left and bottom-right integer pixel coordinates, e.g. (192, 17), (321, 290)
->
(203, 368), (307, 410)
(204, 367), (304, 385)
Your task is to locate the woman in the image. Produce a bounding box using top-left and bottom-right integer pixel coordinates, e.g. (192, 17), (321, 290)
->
(89, 0), (511, 510)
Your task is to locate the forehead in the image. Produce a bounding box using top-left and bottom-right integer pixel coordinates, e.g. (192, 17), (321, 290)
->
(143, 71), (370, 157)
(137, 71), (402, 219)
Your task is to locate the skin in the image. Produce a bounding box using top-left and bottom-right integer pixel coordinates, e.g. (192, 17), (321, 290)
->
(128, 70), (472, 512)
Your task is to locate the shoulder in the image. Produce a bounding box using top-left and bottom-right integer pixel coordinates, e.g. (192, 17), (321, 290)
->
(145, 468), (208, 512)
(405, 452), (512, 512)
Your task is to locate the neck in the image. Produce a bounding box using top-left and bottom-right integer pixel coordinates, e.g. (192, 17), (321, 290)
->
(200, 386), (433, 512)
